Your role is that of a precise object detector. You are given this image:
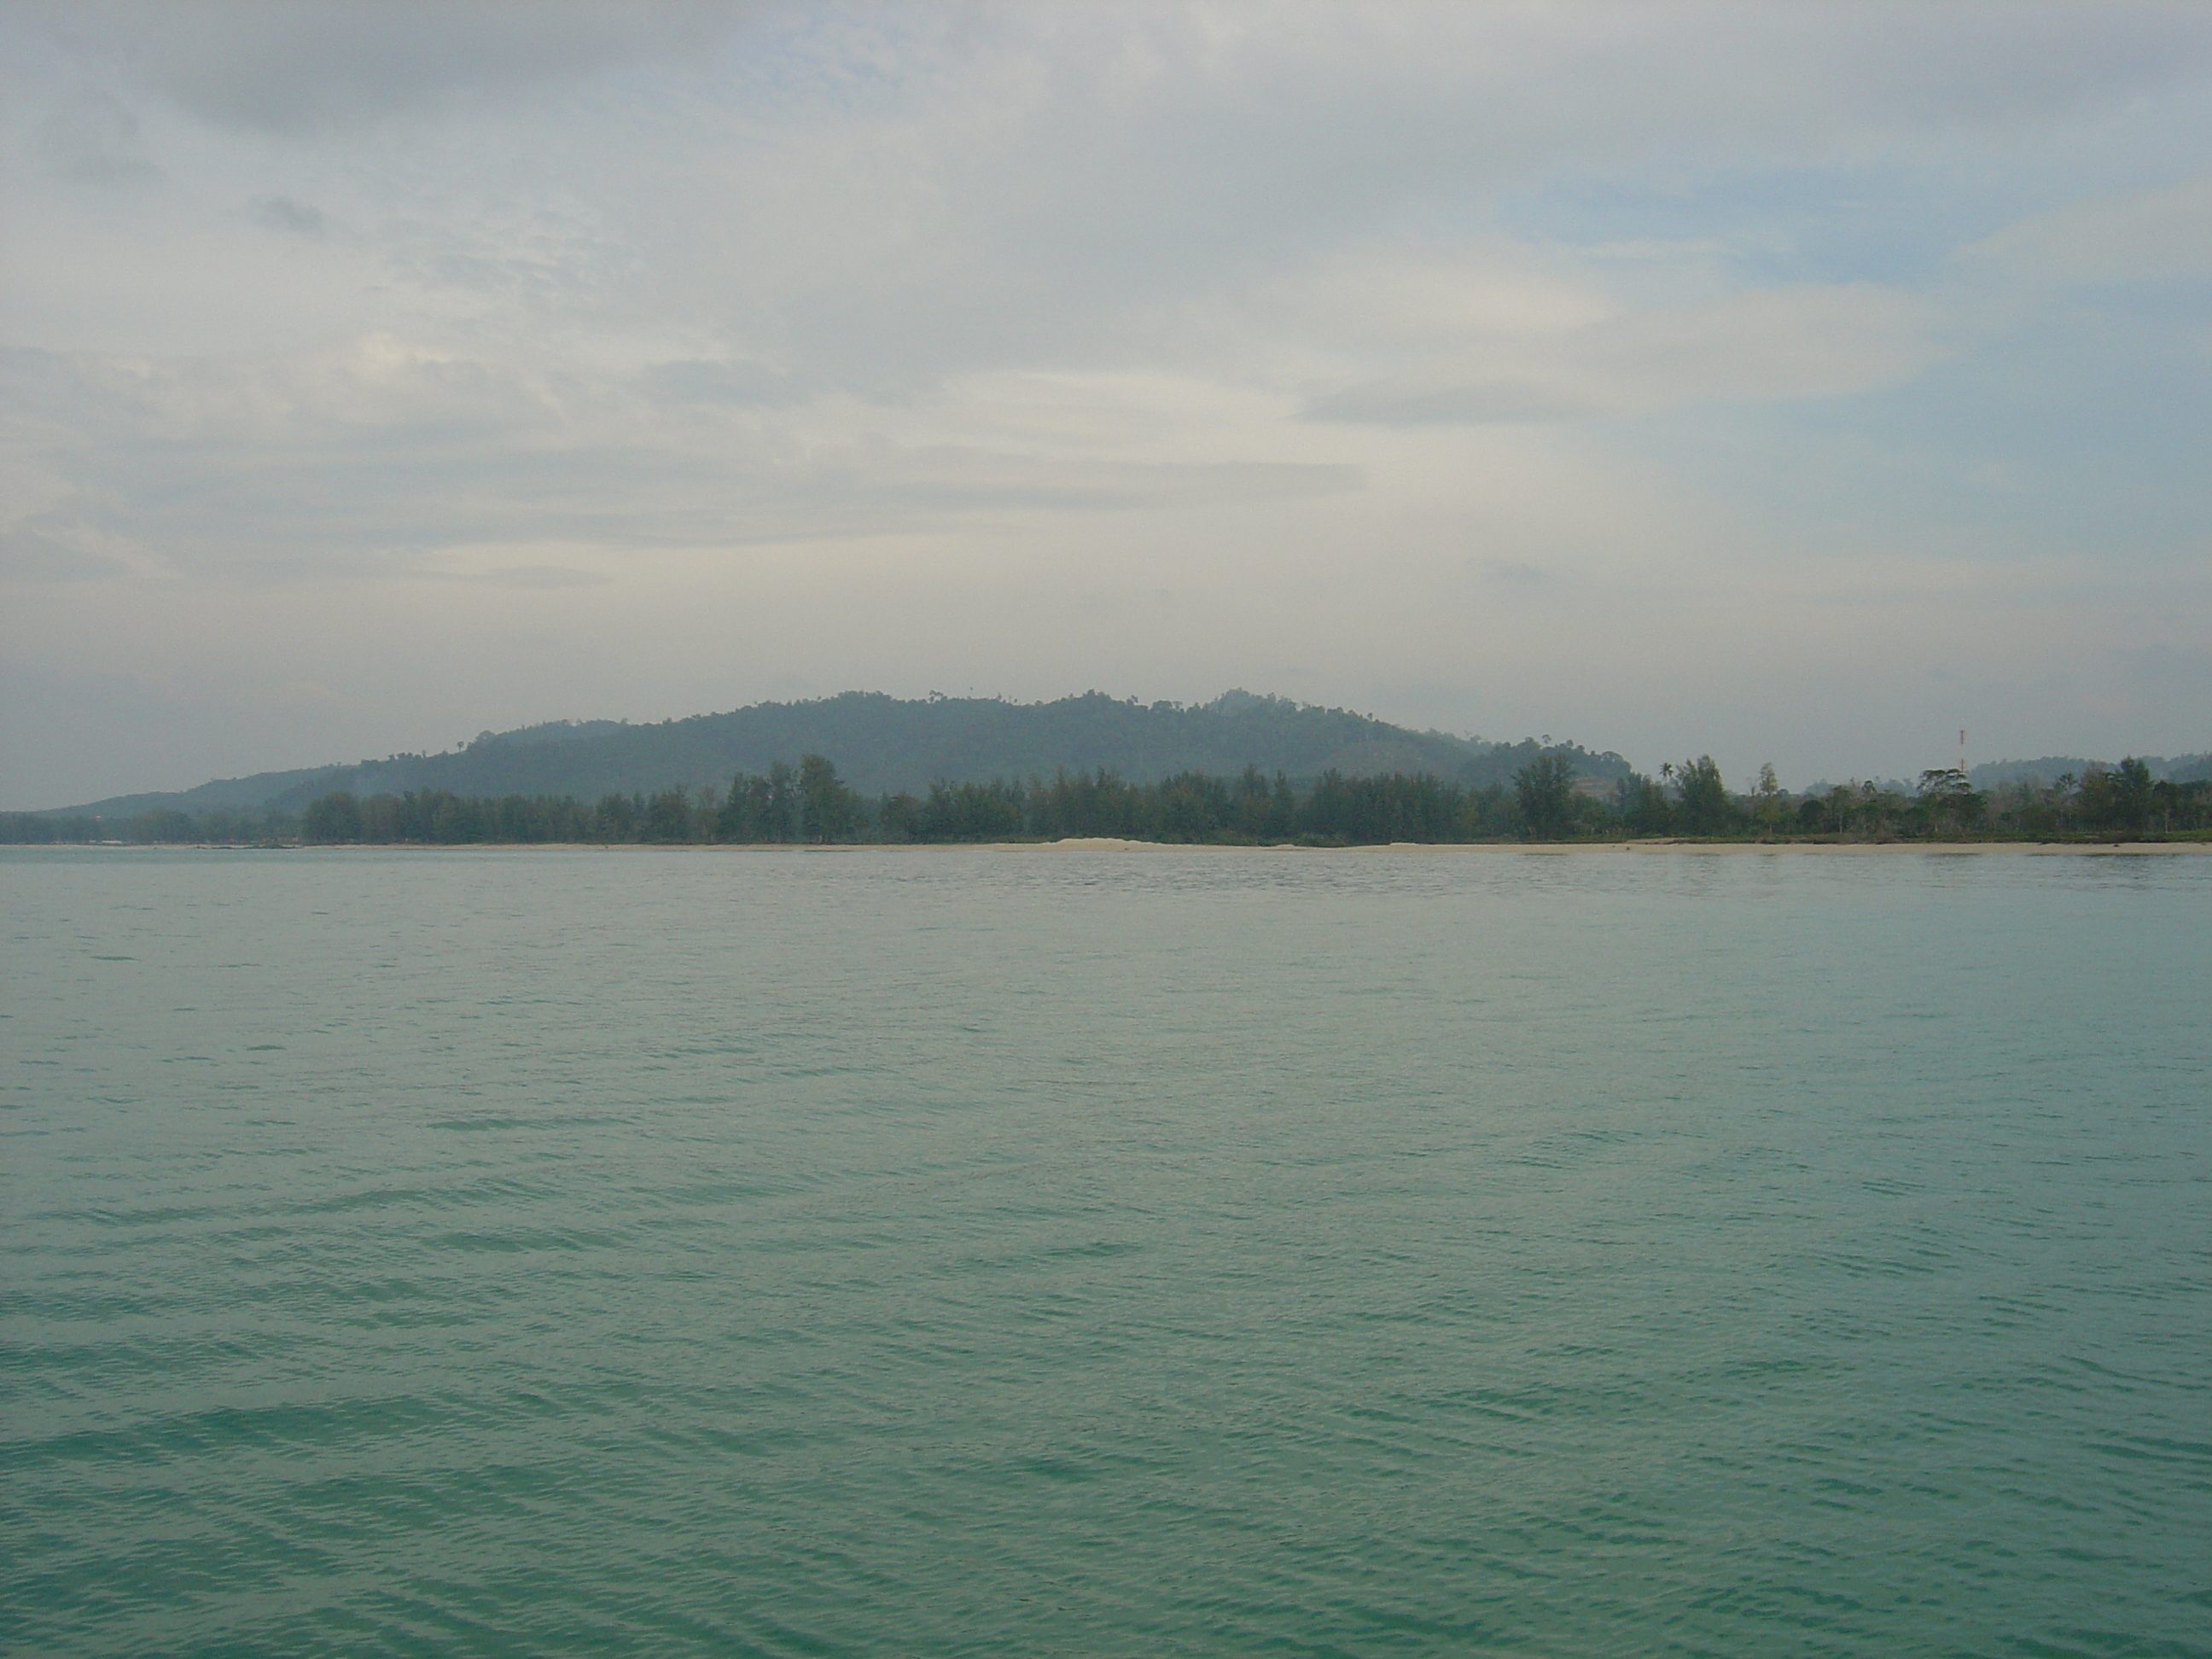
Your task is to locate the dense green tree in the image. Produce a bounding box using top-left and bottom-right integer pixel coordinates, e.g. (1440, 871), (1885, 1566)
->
(2151, 777), (2189, 833)
(118, 754), (2212, 852)
(2108, 757), (2154, 832)
(1913, 768), (1985, 835)
(717, 773), (772, 841)
(798, 754), (863, 842)
(643, 786), (692, 843)
(300, 792), (364, 843)
(1615, 773), (1671, 835)
(1752, 763), (1784, 834)
(876, 790), (923, 841)
(125, 808), (199, 843)
(1513, 754), (1578, 839)
(593, 794), (639, 841)
(1670, 756), (1738, 835)
(911, 778), (1027, 841)
(765, 762), (800, 841)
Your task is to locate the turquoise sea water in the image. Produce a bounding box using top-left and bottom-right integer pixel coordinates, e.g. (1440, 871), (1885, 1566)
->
(3, 844), (2207, 1658)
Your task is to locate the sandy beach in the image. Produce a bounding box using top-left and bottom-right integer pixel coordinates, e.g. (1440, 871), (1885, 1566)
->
(1041, 837), (2212, 855)
(103, 837), (2204, 854)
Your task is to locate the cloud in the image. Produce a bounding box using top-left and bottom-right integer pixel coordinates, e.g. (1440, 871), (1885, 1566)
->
(1478, 560), (1555, 589)
(0, 341), (1363, 581)
(731, 6), (2207, 393)
(1959, 172), (2212, 287)
(26, 0), (754, 132)
(639, 358), (810, 408)
(1306, 282), (1941, 423)
(34, 86), (161, 185)
(452, 564), (612, 589)
(247, 194), (326, 236)
(0, 521), (129, 582)
(3, 2), (2209, 805)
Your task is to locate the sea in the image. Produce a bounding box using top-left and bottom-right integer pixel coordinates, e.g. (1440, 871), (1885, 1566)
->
(3, 844), (2206, 1658)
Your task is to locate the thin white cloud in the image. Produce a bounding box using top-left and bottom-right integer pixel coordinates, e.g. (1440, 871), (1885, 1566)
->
(1306, 282), (1941, 423)
(1, 340), (1363, 582)
(23, 0), (755, 132)
(247, 194), (326, 236)
(2, 2), (2209, 805)
(1959, 171), (2212, 286)
(33, 86), (162, 185)
(446, 564), (613, 590)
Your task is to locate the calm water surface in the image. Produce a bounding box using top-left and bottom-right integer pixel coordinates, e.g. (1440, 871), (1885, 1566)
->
(3, 845), (2207, 1657)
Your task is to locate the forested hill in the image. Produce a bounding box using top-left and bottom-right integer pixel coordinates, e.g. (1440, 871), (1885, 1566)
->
(51, 691), (1633, 817)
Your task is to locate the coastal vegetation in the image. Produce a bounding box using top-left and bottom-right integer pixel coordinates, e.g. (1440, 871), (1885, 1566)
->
(41, 691), (1611, 823)
(9, 755), (2206, 847)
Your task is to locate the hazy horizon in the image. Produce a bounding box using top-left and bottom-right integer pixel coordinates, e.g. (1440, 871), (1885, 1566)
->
(5, 2), (2209, 808)
(20, 682), (2209, 818)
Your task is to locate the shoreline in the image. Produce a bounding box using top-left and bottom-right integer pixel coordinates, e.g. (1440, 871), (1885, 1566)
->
(1040, 838), (2212, 854)
(18, 838), (2207, 856)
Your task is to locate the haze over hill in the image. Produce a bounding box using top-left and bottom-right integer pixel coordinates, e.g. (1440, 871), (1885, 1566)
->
(49, 691), (1633, 818)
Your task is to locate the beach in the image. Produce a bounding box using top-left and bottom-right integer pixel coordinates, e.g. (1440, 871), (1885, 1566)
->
(1043, 837), (2212, 854)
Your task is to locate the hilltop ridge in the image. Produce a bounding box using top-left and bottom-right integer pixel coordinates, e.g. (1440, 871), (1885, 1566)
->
(44, 690), (1631, 818)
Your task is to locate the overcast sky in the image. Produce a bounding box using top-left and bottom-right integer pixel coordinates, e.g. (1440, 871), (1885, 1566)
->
(3, 1), (2209, 806)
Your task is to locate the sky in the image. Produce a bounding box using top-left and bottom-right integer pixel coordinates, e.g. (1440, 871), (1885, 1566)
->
(3, 0), (2209, 807)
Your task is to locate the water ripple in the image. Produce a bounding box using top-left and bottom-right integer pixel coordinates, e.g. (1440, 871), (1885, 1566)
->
(3, 846), (2207, 1656)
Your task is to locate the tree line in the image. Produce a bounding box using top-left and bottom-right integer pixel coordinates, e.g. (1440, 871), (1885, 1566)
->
(7, 753), (2204, 847)
(1763, 760), (2208, 839)
(0, 806), (294, 845)
(281, 752), (2212, 843)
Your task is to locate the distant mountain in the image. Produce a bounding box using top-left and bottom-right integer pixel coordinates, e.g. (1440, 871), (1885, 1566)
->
(1970, 754), (2211, 789)
(46, 691), (1633, 818)
(52, 765), (361, 823)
